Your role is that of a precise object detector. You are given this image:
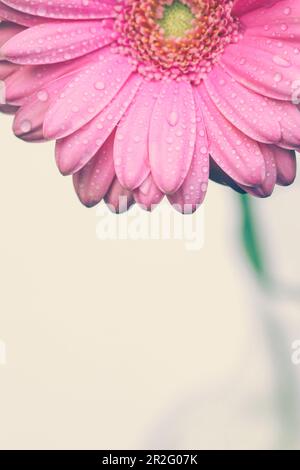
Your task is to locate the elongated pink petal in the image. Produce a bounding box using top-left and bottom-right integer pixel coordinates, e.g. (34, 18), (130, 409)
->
(1, 0), (117, 20)
(13, 100), (46, 141)
(149, 80), (196, 194)
(240, 0), (300, 30)
(0, 22), (23, 83)
(13, 71), (80, 141)
(104, 178), (134, 214)
(274, 101), (300, 149)
(204, 64), (281, 144)
(168, 97), (209, 214)
(0, 3), (46, 26)
(133, 174), (164, 211)
(221, 39), (299, 101)
(242, 34), (300, 70)
(73, 132), (116, 208)
(239, 143), (277, 197)
(273, 146), (297, 186)
(4, 48), (103, 104)
(197, 84), (266, 187)
(55, 74), (142, 175)
(44, 51), (134, 139)
(232, 0), (278, 17)
(244, 22), (300, 43)
(114, 80), (161, 191)
(1, 21), (115, 65)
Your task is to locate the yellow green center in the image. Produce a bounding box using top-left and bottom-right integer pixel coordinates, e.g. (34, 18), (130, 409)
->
(158, 1), (194, 38)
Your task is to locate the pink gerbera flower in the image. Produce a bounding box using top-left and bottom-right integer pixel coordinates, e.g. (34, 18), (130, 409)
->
(0, 0), (299, 213)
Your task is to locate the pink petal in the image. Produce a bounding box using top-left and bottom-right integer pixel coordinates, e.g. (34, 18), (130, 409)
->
(114, 80), (161, 191)
(232, 0), (278, 17)
(273, 146), (297, 186)
(55, 74), (142, 175)
(273, 100), (300, 149)
(0, 22), (23, 82)
(204, 64), (281, 144)
(44, 51), (134, 139)
(239, 143), (277, 197)
(133, 174), (164, 211)
(168, 94), (209, 214)
(1, 20), (115, 65)
(244, 23), (300, 44)
(73, 132), (116, 208)
(149, 80), (196, 194)
(1, 0), (117, 20)
(13, 71), (79, 141)
(0, 3), (46, 26)
(104, 178), (134, 214)
(242, 34), (300, 70)
(221, 38), (299, 101)
(4, 48), (103, 105)
(197, 84), (266, 187)
(240, 0), (300, 30)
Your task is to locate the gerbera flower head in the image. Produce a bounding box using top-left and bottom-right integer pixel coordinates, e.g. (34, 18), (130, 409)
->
(0, 0), (298, 213)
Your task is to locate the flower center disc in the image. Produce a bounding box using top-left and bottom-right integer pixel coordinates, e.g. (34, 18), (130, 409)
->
(158, 1), (194, 38)
(115, 0), (239, 84)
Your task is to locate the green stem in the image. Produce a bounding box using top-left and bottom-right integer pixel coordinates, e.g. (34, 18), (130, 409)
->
(238, 194), (272, 289)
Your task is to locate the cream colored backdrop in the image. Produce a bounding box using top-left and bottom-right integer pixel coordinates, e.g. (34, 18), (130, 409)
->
(0, 114), (300, 450)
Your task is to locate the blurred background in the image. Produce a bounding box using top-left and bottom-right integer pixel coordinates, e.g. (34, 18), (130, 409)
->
(0, 114), (300, 450)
